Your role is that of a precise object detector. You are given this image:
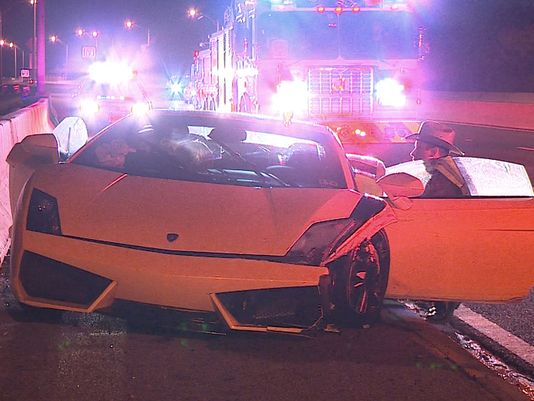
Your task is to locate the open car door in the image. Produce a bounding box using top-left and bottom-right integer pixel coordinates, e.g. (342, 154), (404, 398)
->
(382, 157), (534, 303)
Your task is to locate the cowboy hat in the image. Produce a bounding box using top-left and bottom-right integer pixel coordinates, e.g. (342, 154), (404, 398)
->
(407, 121), (464, 156)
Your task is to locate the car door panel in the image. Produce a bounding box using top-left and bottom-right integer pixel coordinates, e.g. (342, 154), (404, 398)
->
(385, 197), (534, 302)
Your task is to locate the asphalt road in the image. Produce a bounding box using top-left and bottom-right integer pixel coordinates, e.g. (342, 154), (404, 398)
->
(0, 262), (531, 401)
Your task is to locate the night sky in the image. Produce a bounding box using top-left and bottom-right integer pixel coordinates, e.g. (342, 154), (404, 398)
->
(1, 0), (534, 92)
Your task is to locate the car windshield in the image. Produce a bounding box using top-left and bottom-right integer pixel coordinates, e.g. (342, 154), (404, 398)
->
(71, 111), (347, 189)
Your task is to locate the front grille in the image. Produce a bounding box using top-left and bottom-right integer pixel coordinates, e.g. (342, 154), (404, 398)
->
(20, 251), (112, 307)
(308, 66), (373, 118)
(217, 287), (322, 328)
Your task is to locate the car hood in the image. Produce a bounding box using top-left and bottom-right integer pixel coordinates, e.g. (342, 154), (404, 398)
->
(31, 165), (362, 256)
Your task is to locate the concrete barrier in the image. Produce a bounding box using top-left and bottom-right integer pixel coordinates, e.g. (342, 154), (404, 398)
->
(419, 91), (534, 130)
(0, 99), (54, 264)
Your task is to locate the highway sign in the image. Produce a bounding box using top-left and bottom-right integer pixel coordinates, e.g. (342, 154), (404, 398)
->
(81, 46), (97, 60)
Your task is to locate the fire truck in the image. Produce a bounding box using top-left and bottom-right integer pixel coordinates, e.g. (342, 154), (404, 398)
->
(190, 0), (426, 145)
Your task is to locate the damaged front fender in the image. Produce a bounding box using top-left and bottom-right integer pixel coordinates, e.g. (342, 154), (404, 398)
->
(323, 195), (397, 265)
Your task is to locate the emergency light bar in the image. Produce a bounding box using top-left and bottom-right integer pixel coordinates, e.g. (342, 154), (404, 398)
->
(266, 0), (410, 12)
(272, 5), (410, 12)
(315, 5), (410, 13)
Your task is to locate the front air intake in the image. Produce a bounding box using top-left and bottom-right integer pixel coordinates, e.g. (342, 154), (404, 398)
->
(216, 287), (322, 328)
(20, 252), (112, 307)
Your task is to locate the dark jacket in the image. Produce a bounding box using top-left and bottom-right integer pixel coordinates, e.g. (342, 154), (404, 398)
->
(422, 157), (466, 198)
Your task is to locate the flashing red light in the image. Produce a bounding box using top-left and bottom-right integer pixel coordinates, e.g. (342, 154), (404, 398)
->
(193, 50), (199, 58)
(334, 6), (343, 14)
(352, 6), (361, 12)
(316, 6), (326, 13)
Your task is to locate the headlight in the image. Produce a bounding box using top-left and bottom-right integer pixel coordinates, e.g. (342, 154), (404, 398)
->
(88, 61), (134, 84)
(131, 101), (151, 116)
(375, 78), (406, 107)
(286, 218), (356, 265)
(26, 189), (62, 235)
(272, 80), (309, 117)
(79, 99), (99, 116)
(286, 196), (387, 265)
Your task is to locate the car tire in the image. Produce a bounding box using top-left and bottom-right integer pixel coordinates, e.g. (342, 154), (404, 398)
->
(332, 231), (390, 327)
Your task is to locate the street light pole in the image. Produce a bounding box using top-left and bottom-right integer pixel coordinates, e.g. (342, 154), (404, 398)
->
(36, 0), (46, 96)
(49, 35), (69, 68)
(198, 15), (219, 31)
(0, 1), (36, 83)
(124, 19), (150, 48)
(31, 0), (36, 71)
(0, 41), (3, 85)
(187, 8), (220, 31)
(10, 42), (17, 77)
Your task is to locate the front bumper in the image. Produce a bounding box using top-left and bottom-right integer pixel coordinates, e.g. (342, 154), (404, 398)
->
(12, 230), (330, 333)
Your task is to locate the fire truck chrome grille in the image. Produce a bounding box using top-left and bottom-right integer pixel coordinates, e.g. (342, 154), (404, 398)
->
(308, 67), (373, 118)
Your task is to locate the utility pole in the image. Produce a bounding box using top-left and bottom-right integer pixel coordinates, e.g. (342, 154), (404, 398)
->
(0, 9), (4, 84)
(36, 0), (45, 96)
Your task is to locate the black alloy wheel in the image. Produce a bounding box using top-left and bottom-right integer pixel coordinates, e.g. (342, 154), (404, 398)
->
(331, 231), (390, 327)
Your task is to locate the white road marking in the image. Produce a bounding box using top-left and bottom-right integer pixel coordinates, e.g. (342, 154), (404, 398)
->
(517, 146), (534, 152)
(455, 304), (534, 367)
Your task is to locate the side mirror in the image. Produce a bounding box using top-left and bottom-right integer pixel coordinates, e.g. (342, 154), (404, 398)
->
(347, 153), (386, 179)
(7, 133), (60, 166)
(377, 172), (425, 198)
(7, 134), (59, 216)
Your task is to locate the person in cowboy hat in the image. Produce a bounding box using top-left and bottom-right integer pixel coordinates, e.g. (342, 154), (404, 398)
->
(408, 121), (464, 161)
(407, 121), (466, 198)
(406, 121), (464, 321)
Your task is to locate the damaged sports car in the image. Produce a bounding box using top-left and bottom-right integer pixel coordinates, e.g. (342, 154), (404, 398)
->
(6, 110), (534, 334)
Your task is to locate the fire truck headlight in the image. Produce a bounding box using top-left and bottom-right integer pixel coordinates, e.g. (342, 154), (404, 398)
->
(273, 80), (308, 116)
(131, 101), (151, 116)
(79, 99), (99, 116)
(375, 78), (407, 108)
(88, 61), (134, 85)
